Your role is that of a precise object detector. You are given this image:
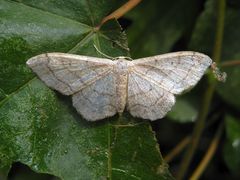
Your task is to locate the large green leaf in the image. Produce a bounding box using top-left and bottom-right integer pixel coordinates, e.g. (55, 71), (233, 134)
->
(0, 79), (172, 179)
(189, 0), (240, 109)
(0, 0), (173, 179)
(224, 115), (240, 174)
(0, 0), (128, 102)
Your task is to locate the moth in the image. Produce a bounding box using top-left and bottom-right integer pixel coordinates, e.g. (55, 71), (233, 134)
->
(26, 52), (212, 121)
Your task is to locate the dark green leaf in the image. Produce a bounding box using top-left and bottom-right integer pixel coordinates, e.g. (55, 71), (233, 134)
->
(0, 0), (128, 102)
(224, 115), (240, 174)
(126, 0), (203, 58)
(0, 79), (173, 179)
(167, 80), (208, 123)
(167, 95), (197, 123)
(0, 159), (11, 180)
(0, 0), (173, 179)
(217, 67), (240, 109)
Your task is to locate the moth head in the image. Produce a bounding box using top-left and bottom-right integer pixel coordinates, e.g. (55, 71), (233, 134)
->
(113, 56), (132, 61)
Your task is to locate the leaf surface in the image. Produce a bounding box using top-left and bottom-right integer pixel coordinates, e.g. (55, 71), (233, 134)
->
(0, 0), (173, 179)
(224, 115), (240, 174)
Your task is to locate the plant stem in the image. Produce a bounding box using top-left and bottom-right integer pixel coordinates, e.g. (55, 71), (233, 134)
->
(176, 0), (226, 179)
(212, 0), (226, 64)
(176, 84), (215, 180)
(164, 112), (221, 163)
(190, 122), (224, 180)
(99, 0), (142, 27)
(221, 60), (240, 67)
(164, 136), (191, 163)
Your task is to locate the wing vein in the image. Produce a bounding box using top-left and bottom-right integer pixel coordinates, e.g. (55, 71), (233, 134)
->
(72, 68), (114, 95)
(130, 69), (172, 93)
(136, 63), (199, 78)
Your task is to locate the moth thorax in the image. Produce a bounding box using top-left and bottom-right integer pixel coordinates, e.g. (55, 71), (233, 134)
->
(114, 60), (129, 113)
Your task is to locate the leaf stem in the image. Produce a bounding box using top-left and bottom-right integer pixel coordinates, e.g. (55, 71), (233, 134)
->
(98, 0), (142, 27)
(212, 1), (226, 64)
(164, 136), (191, 163)
(176, 0), (226, 179)
(221, 60), (240, 67)
(189, 122), (224, 180)
(176, 85), (215, 180)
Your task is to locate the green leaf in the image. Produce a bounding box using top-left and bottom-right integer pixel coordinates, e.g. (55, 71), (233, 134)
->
(0, 79), (173, 179)
(0, 0), (173, 179)
(223, 115), (240, 174)
(167, 95), (197, 123)
(167, 82), (211, 123)
(217, 67), (240, 109)
(126, 0), (203, 58)
(167, 80), (209, 123)
(0, 0), (129, 102)
(189, 0), (240, 109)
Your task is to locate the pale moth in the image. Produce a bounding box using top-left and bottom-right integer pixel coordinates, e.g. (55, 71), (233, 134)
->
(26, 51), (212, 121)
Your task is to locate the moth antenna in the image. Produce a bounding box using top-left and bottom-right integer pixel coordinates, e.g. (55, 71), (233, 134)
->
(93, 44), (114, 59)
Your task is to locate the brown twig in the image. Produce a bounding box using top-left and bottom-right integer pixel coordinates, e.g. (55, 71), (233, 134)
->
(164, 136), (191, 163)
(190, 123), (224, 180)
(164, 112), (221, 163)
(221, 60), (240, 67)
(176, 85), (215, 180)
(98, 0), (142, 27)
